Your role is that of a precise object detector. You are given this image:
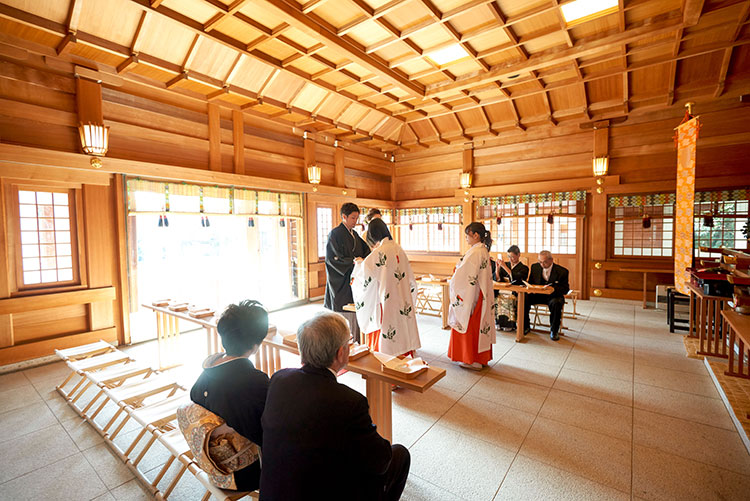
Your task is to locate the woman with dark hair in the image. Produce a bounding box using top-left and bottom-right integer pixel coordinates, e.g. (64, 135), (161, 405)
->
(352, 218), (420, 356)
(495, 245), (530, 331)
(447, 222), (497, 370)
(190, 300), (270, 491)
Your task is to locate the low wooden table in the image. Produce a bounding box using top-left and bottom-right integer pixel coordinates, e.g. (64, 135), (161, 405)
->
(722, 309), (750, 380)
(260, 333), (446, 442)
(687, 283), (732, 358)
(619, 268), (673, 309)
(141, 304), (277, 362)
(494, 283), (553, 342)
(416, 277), (450, 329)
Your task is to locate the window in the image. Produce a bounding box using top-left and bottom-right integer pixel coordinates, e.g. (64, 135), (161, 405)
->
(397, 207), (462, 253)
(694, 191), (749, 258)
(15, 188), (79, 288)
(126, 178), (306, 342)
(608, 194), (675, 257)
(476, 195), (582, 255)
(317, 206), (333, 259)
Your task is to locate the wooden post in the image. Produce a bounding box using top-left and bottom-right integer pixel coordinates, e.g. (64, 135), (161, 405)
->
(208, 103), (221, 172)
(232, 110), (245, 175)
(76, 77), (103, 126)
(590, 121), (609, 296)
(334, 143), (345, 188)
(303, 131), (315, 183)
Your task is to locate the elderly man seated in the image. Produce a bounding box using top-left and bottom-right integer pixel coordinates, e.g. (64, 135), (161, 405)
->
(523, 250), (570, 341)
(259, 312), (411, 500)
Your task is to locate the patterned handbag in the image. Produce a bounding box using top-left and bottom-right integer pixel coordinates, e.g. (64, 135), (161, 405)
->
(176, 402), (259, 490)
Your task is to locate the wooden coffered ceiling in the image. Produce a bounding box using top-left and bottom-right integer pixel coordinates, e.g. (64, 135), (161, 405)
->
(1, 0), (749, 153)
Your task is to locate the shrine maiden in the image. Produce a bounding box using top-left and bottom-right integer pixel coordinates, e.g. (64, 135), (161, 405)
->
(448, 222), (497, 370)
(351, 218), (420, 356)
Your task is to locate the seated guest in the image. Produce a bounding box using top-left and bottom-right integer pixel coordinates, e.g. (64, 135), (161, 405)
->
(260, 312), (410, 501)
(495, 245), (529, 331)
(524, 250), (569, 341)
(190, 300), (270, 491)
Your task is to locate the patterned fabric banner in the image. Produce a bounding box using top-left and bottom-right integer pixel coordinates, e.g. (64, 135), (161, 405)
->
(608, 193), (676, 207)
(478, 191), (586, 207)
(694, 189), (749, 203)
(674, 116), (700, 295)
(396, 206), (462, 219)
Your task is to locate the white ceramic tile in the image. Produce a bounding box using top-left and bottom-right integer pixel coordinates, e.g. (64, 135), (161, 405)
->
(633, 444), (750, 501)
(410, 424), (515, 501)
(0, 384), (43, 414)
(0, 423), (78, 483)
(0, 453), (107, 501)
(61, 416), (104, 450)
(633, 383), (734, 430)
(440, 394), (536, 451)
(563, 350), (633, 382)
(82, 443), (135, 489)
(392, 385), (462, 421)
(491, 354), (562, 388)
(0, 370), (31, 391)
(520, 417), (632, 493)
(494, 455), (630, 501)
(22, 362), (71, 384)
(401, 473), (462, 501)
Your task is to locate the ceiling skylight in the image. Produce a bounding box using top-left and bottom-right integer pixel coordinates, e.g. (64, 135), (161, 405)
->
(427, 44), (470, 66)
(560, 0), (619, 25)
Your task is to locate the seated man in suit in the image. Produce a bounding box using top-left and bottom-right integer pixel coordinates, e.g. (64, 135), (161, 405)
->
(524, 250), (569, 341)
(259, 312), (410, 501)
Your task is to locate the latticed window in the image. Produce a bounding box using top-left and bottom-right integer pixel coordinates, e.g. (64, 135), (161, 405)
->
(15, 188), (79, 288)
(608, 193), (675, 257)
(396, 206), (462, 252)
(475, 192), (583, 255)
(317, 206), (333, 259)
(694, 190), (749, 258)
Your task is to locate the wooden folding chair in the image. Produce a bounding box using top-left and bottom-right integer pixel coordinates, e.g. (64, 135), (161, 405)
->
(75, 362), (159, 420)
(55, 341), (119, 395)
(59, 350), (136, 403)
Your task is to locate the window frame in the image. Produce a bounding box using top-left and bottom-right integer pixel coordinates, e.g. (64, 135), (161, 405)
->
(606, 198), (675, 261)
(6, 183), (85, 294)
(315, 203), (335, 262)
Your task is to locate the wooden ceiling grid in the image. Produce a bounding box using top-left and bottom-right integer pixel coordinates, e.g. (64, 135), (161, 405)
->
(0, 0), (749, 153)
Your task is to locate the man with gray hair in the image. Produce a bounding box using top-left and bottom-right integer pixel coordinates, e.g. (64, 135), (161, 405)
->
(259, 311), (411, 500)
(524, 250), (569, 341)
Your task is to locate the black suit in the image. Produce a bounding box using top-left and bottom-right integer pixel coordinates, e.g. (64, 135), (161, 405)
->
(524, 263), (570, 336)
(259, 365), (410, 501)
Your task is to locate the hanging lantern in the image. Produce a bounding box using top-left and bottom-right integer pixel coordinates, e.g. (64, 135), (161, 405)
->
(248, 217), (255, 228)
(496, 216), (502, 225)
(205, 216), (210, 227)
(201, 216), (205, 227)
(163, 214), (169, 227)
(158, 214), (164, 227)
(78, 123), (110, 156)
(409, 223), (413, 231)
(437, 222), (443, 230)
(547, 212), (554, 224)
(642, 214), (651, 229)
(703, 214), (714, 227)
(280, 218), (286, 228)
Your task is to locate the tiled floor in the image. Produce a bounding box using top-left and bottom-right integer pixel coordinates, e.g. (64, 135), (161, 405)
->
(1, 299), (750, 500)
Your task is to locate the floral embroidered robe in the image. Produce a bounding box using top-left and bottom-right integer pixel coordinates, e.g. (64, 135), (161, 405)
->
(351, 239), (421, 356)
(448, 243), (497, 354)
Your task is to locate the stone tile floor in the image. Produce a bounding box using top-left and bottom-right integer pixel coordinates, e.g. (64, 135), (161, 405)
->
(1, 299), (749, 500)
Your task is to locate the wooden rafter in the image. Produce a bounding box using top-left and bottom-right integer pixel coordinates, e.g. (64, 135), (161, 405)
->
(338, 0), (411, 37)
(714, 47), (733, 97)
(425, 13), (685, 97)
(572, 60), (590, 119)
(618, 0), (628, 114)
(65, 0), (83, 34)
(203, 0), (254, 32)
(667, 29), (682, 106)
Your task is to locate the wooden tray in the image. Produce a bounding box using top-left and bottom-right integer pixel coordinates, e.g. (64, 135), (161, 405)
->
(349, 344), (370, 360)
(152, 299), (170, 307)
(282, 334), (298, 349)
(189, 309), (214, 318)
(168, 303), (188, 311)
(381, 363), (428, 379)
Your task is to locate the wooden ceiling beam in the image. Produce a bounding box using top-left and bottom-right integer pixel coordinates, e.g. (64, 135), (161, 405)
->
(202, 0), (254, 32)
(55, 32), (75, 56)
(258, 0), (425, 98)
(65, 0), (83, 34)
(572, 60), (590, 119)
(683, 0), (706, 26)
(338, 0), (411, 37)
(425, 12), (684, 97)
(713, 47), (733, 97)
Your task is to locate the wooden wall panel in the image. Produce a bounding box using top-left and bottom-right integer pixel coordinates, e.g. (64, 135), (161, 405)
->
(83, 184), (117, 332)
(12, 304), (88, 342)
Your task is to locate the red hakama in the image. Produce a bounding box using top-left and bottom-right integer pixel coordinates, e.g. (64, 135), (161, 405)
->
(448, 291), (492, 365)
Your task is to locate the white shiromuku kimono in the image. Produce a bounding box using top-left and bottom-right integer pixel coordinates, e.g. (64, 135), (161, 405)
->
(351, 239), (421, 356)
(448, 242), (497, 354)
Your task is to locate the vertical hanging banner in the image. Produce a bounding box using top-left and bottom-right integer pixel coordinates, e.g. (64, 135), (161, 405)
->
(674, 114), (700, 295)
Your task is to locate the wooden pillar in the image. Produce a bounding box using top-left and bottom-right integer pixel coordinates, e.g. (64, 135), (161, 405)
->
(389, 156), (396, 201)
(304, 131), (316, 183)
(208, 103), (221, 172)
(232, 110), (245, 175)
(590, 121), (610, 295)
(0, 179), (12, 349)
(83, 184), (116, 331)
(462, 142), (474, 179)
(76, 77), (103, 126)
(334, 142), (345, 188)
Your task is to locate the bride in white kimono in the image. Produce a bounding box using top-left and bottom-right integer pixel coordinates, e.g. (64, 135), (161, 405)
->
(351, 218), (421, 356)
(448, 222), (497, 370)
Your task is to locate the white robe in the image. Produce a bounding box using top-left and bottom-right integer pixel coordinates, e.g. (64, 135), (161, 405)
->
(351, 239), (421, 356)
(448, 243), (497, 353)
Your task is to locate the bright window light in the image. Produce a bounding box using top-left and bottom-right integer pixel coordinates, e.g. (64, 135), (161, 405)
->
(560, 0), (618, 25)
(427, 45), (470, 66)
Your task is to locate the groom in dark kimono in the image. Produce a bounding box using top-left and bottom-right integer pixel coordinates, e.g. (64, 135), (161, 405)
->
(324, 202), (370, 342)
